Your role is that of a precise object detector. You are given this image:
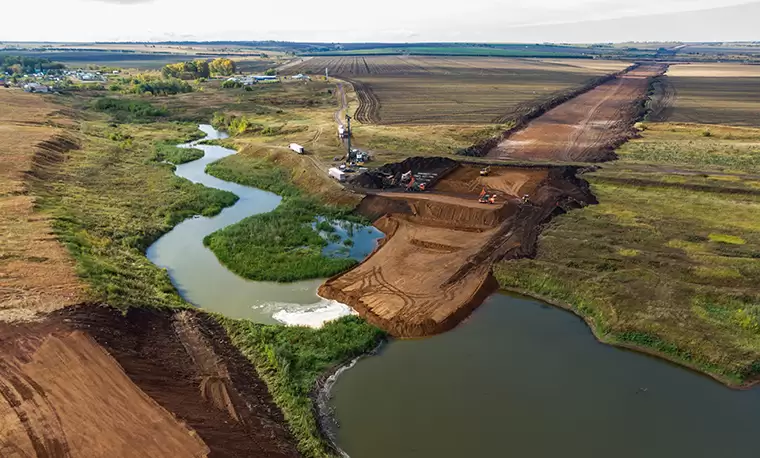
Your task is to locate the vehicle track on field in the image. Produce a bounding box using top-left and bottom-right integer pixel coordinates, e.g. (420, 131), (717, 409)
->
(342, 78), (381, 124)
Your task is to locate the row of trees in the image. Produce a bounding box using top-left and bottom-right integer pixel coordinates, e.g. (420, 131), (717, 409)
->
(161, 58), (236, 80)
(1, 56), (65, 75)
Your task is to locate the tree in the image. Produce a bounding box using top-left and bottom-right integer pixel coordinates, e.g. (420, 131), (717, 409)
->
(210, 58), (236, 76)
(264, 68), (277, 76)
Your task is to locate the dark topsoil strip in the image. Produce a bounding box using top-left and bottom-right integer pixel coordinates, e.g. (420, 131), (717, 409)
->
(42, 305), (301, 458)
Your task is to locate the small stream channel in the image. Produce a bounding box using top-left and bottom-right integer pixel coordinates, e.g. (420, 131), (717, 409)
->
(146, 124), (382, 325)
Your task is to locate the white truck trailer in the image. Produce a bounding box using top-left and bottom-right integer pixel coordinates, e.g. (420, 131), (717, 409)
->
(328, 167), (346, 182)
(289, 143), (305, 154)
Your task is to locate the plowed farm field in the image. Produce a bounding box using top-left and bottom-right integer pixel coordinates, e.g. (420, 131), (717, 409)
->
(285, 56), (630, 124)
(659, 63), (760, 126)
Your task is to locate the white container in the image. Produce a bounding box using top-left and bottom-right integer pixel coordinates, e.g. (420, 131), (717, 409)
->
(329, 167), (346, 182)
(289, 143), (305, 154)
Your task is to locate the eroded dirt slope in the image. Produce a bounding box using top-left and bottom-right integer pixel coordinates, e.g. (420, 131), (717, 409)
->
(0, 89), (85, 322)
(487, 65), (667, 162)
(0, 305), (300, 458)
(320, 165), (594, 337)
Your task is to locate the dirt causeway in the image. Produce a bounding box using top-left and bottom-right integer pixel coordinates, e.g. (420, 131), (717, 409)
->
(0, 305), (300, 458)
(488, 65), (667, 162)
(320, 164), (594, 337)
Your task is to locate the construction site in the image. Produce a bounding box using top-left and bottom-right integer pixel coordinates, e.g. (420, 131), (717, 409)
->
(319, 159), (593, 337)
(319, 64), (667, 337)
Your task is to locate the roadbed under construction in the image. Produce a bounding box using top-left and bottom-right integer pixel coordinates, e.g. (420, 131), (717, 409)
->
(319, 161), (594, 337)
(320, 64), (665, 337)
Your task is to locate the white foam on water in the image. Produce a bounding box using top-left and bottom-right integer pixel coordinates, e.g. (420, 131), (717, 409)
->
(271, 298), (357, 328)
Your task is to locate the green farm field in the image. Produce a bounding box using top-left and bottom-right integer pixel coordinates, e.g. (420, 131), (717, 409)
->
(285, 56), (631, 124)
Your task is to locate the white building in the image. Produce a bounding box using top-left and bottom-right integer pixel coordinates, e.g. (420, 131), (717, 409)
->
(23, 83), (49, 93)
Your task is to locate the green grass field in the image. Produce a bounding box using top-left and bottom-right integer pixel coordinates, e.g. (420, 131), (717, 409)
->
(495, 123), (760, 384)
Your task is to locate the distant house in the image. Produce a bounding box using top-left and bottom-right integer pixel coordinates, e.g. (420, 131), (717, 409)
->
(252, 75), (279, 82)
(292, 74), (311, 81)
(23, 83), (50, 93)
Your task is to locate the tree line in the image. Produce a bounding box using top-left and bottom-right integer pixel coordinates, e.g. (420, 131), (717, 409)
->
(1, 56), (65, 75)
(161, 58), (236, 79)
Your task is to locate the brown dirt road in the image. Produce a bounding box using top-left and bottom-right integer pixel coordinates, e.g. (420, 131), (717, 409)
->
(487, 65), (667, 162)
(320, 165), (594, 337)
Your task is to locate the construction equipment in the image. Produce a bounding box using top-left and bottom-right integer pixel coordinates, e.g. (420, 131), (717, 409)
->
(478, 188), (497, 204)
(480, 166), (491, 176)
(405, 176), (427, 192)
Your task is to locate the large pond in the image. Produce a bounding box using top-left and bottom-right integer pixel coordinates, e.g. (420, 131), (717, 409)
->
(329, 293), (760, 458)
(146, 125), (382, 325)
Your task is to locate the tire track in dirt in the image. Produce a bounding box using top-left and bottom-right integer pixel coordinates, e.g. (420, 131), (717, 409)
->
(343, 78), (381, 124)
(0, 306), (301, 458)
(320, 162), (595, 337)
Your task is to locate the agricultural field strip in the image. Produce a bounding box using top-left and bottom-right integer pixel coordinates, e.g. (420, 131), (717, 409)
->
(285, 56), (630, 124)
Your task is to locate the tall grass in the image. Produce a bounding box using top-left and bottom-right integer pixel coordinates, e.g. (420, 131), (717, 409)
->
(204, 156), (366, 282)
(219, 315), (385, 457)
(38, 120), (237, 310)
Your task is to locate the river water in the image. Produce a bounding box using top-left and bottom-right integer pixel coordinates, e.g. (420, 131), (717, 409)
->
(330, 293), (760, 458)
(146, 124), (381, 326)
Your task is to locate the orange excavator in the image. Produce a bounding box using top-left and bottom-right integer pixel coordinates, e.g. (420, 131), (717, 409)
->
(478, 188), (497, 204)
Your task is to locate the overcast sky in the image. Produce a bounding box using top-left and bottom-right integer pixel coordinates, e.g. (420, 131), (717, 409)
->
(1, 0), (758, 42)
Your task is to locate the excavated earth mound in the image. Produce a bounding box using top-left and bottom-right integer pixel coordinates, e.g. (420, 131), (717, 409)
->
(487, 64), (668, 162)
(349, 156), (458, 189)
(320, 164), (595, 337)
(0, 305), (300, 458)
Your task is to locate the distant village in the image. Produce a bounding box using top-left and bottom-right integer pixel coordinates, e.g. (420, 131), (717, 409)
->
(1, 67), (313, 93)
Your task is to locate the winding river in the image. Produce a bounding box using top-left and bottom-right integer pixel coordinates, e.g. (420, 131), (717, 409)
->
(146, 124), (381, 326)
(148, 125), (760, 458)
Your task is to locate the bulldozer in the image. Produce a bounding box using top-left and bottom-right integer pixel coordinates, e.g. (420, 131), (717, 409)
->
(480, 166), (491, 176)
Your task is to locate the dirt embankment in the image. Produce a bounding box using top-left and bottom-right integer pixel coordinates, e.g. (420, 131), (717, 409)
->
(320, 163), (595, 337)
(0, 90), (86, 322)
(486, 64), (668, 162)
(0, 305), (300, 458)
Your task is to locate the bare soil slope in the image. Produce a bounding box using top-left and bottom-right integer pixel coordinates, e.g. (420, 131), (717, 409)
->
(0, 306), (300, 458)
(320, 165), (594, 337)
(0, 89), (85, 322)
(488, 65), (667, 162)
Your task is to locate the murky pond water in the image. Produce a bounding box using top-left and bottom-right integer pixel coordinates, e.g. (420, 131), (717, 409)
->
(146, 125), (382, 325)
(330, 293), (760, 458)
